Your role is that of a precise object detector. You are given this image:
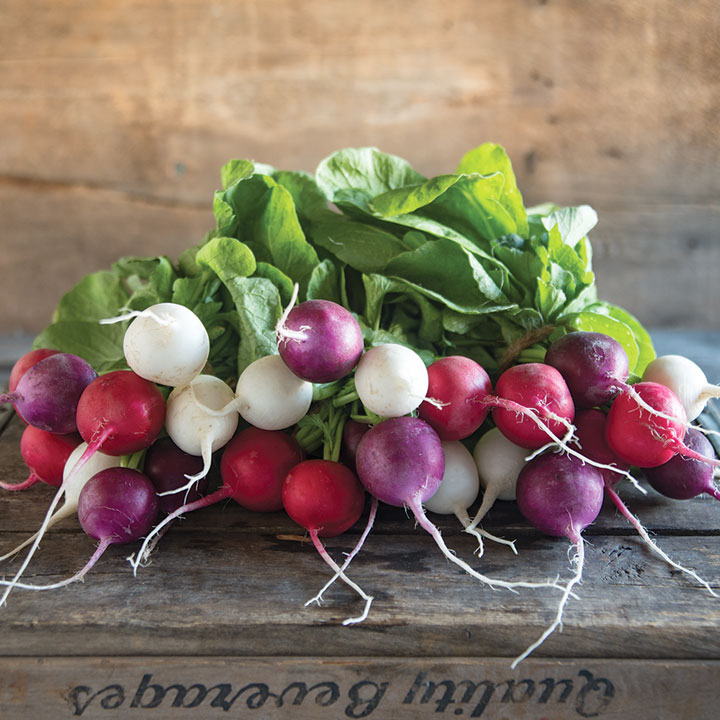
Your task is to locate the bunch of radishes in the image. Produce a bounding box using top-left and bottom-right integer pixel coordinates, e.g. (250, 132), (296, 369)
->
(2, 293), (720, 666)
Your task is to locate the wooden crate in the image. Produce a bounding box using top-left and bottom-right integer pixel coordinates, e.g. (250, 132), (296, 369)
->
(0, 404), (719, 719)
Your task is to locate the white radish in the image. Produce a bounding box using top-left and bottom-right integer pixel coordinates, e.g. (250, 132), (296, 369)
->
(164, 375), (239, 493)
(354, 344), (428, 418)
(642, 354), (720, 421)
(424, 441), (516, 556)
(235, 355), (313, 430)
(0, 443), (122, 562)
(101, 302), (210, 387)
(467, 428), (528, 532)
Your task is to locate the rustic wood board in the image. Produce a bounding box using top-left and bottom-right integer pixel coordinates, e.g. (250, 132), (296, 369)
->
(1, 0), (719, 333)
(1, 656), (718, 720)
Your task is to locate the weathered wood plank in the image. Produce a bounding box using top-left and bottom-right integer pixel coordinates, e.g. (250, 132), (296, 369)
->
(1, 0), (719, 332)
(0, 656), (717, 720)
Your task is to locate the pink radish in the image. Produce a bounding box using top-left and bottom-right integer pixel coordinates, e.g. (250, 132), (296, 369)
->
(7, 348), (61, 424)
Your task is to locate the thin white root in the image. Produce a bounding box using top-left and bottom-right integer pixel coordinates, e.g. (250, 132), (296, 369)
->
(157, 443), (212, 499)
(99, 309), (173, 327)
(0, 505), (74, 563)
(456, 508), (517, 556)
(275, 282), (310, 344)
(511, 538), (585, 668)
(188, 379), (241, 418)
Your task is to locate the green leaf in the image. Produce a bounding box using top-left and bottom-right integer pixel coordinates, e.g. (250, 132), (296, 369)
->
(539, 205), (598, 249)
(565, 311), (640, 372)
(221, 159), (255, 190)
(254, 262), (295, 307)
(307, 259), (344, 306)
(51, 270), (130, 323)
(196, 236), (257, 281)
(370, 175), (460, 217)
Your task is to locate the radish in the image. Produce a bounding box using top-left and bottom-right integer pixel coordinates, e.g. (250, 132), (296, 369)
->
(0, 468), (159, 592)
(0, 442), (123, 562)
(0, 370), (165, 606)
(605, 381), (720, 469)
(466, 427), (528, 534)
(0, 426), (80, 492)
(354, 344), (429, 418)
(355, 417), (562, 593)
(545, 331), (629, 409)
(0, 353), (97, 434)
(129, 428), (309, 573)
(7, 348), (61, 424)
(165, 375), (239, 492)
(645, 428), (720, 501)
(513, 451), (605, 667)
(235, 355), (313, 430)
(340, 420), (371, 470)
(282, 458), (373, 624)
(277, 286), (364, 383)
(642, 354), (720, 421)
(424, 441), (516, 556)
(418, 356), (492, 440)
(100, 302), (210, 387)
(576, 409), (718, 596)
(220, 427), (304, 512)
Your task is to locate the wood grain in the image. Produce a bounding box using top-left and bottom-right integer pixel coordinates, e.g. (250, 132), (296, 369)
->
(1, 0), (718, 332)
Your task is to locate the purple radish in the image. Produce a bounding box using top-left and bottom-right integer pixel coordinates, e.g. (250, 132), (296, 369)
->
(355, 417), (561, 593)
(7, 348), (61, 424)
(0, 468), (159, 592)
(0, 353), (97, 434)
(277, 289), (364, 383)
(513, 451), (605, 667)
(645, 428), (720, 501)
(340, 420), (371, 470)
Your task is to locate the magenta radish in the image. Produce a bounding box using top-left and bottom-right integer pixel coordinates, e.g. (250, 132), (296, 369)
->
(545, 331), (629, 409)
(101, 302), (210, 387)
(282, 459), (374, 624)
(0, 353), (97, 434)
(605, 381), (720, 469)
(8, 348), (61, 424)
(0, 468), (159, 593)
(235, 354), (313, 430)
(418, 356), (492, 440)
(645, 428), (720, 501)
(220, 427), (304, 512)
(129, 428), (309, 572)
(340, 420), (371, 470)
(354, 344), (429, 418)
(277, 289), (364, 383)
(513, 451), (605, 667)
(355, 416), (562, 593)
(467, 427), (528, 533)
(0, 426), (80, 492)
(643, 354), (720, 421)
(164, 375), (239, 492)
(0, 442), (123, 563)
(424, 441), (516, 556)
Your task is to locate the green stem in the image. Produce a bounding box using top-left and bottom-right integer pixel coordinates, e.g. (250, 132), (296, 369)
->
(333, 390), (359, 407)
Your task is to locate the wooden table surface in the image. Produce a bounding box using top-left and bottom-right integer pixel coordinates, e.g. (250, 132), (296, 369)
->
(0, 331), (719, 719)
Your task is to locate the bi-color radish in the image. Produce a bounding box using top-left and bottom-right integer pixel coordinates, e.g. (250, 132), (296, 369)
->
(513, 451), (605, 667)
(277, 288), (364, 383)
(642, 354), (720, 422)
(0, 426), (80, 492)
(355, 417), (562, 593)
(424, 441), (516, 556)
(0, 353), (97, 434)
(282, 459), (373, 624)
(0, 468), (159, 592)
(101, 302), (210, 387)
(7, 348), (61, 424)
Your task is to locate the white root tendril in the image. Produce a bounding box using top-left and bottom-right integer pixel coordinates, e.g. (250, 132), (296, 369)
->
(423, 396), (451, 410)
(511, 537), (585, 668)
(455, 508), (517, 556)
(99, 309), (174, 327)
(275, 283), (309, 344)
(188, 378), (241, 418)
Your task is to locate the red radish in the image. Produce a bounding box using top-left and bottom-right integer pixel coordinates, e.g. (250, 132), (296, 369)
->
(513, 451), (605, 667)
(130, 429), (308, 572)
(277, 288), (364, 383)
(8, 348), (61, 424)
(418, 356), (492, 440)
(0, 353), (97, 434)
(355, 417), (562, 593)
(605, 382), (720, 469)
(220, 427), (304, 512)
(0, 427), (80, 492)
(283, 459), (373, 624)
(0, 468), (159, 592)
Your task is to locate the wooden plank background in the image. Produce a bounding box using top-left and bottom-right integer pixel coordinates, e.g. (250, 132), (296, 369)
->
(1, 0), (719, 335)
